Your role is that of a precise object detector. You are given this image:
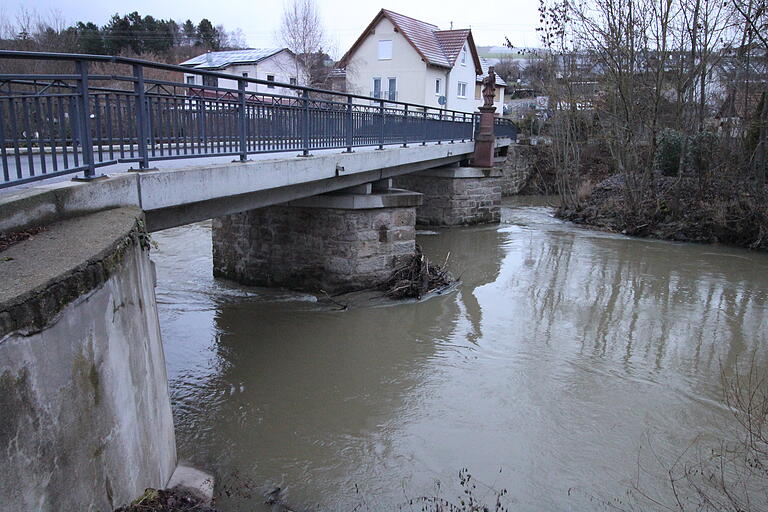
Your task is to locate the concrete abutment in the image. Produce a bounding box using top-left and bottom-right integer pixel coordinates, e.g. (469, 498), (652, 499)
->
(0, 207), (176, 511)
(212, 188), (423, 293)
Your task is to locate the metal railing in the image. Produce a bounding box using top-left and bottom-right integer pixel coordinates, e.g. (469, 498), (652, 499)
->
(493, 118), (519, 141)
(0, 51), (479, 189)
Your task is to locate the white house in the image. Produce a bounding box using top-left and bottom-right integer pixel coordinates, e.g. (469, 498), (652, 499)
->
(180, 49), (307, 96)
(337, 9), (505, 114)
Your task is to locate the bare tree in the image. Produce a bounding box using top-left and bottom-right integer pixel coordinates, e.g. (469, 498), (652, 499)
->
(277, 0), (330, 87)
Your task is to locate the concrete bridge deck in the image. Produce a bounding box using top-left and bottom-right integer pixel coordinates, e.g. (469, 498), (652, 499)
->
(0, 138), (511, 234)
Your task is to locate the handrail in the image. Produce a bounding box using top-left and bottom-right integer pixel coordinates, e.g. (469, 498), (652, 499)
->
(0, 50), (484, 189)
(0, 50), (471, 114)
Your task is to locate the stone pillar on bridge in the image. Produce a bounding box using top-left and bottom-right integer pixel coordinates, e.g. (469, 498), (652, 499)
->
(211, 183), (422, 293)
(396, 165), (503, 226)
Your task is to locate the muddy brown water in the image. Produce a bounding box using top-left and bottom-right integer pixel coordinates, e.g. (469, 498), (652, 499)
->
(152, 196), (768, 511)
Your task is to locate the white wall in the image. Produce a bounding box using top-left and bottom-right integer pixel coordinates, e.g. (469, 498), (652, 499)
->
(183, 50), (306, 97)
(345, 17), (428, 104)
(423, 66), (448, 110)
(446, 41), (478, 114)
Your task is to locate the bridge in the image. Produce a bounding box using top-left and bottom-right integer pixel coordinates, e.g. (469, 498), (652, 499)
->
(0, 50), (517, 510)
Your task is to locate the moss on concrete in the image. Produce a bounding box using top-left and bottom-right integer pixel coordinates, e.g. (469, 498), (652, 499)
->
(0, 208), (150, 338)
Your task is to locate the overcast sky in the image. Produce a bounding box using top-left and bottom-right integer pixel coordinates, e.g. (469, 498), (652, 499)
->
(3, 0), (542, 57)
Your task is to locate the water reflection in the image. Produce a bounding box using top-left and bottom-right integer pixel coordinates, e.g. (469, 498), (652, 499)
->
(153, 198), (768, 511)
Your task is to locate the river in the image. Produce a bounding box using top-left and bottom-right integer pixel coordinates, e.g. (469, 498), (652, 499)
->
(151, 196), (768, 511)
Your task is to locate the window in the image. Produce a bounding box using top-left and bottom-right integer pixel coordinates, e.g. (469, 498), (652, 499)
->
(372, 77), (382, 98)
(461, 48), (467, 65)
(242, 72), (248, 78)
(266, 74), (275, 88)
(387, 77), (397, 101)
(202, 75), (217, 87)
(289, 77), (297, 85)
(186, 75), (196, 85)
(457, 81), (467, 98)
(435, 78), (441, 95)
(378, 40), (393, 60)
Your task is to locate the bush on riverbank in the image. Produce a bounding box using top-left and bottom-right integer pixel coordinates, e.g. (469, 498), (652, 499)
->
(558, 172), (768, 249)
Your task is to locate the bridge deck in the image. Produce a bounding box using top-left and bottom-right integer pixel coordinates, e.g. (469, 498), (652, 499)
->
(0, 138), (511, 233)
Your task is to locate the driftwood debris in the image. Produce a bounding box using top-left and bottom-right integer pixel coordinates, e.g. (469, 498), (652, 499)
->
(382, 244), (453, 300)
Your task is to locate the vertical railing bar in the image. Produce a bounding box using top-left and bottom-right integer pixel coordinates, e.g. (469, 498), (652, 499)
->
(450, 111), (455, 144)
(402, 104), (408, 148)
(69, 96), (80, 168)
(132, 65), (150, 168)
(0, 101), (9, 182)
(176, 97), (184, 156)
(8, 97), (22, 179)
(437, 109), (442, 145)
(115, 94), (125, 159)
(378, 99), (384, 150)
(21, 98), (36, 176)
(33, 96), (47, 175)
(57, 97), (69, 169)
(301, 90), (310, 156)
(94, 94), (104, 163)
(75, 60), (95, 179)
(105, 94), (114, 160)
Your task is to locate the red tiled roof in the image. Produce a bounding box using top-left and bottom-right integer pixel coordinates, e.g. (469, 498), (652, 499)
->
(339, 9), (482, 74)
(434, 29), (471, 66)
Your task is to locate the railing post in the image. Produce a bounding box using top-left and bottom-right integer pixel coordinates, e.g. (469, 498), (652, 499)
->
(402, 104), (408, 148)
(437, 110), (442, 145)
(238, 79), (247, 161)
(461, 112), (466, 143)
(133, 64), (150, 169)
(301, 89), (310, 157)
(75, 59), (95, 179)
(422, 109), (427, 146)
(450, 111), (455, 144)
(376, 99), (385, 150)
(345, 96), (353, 152)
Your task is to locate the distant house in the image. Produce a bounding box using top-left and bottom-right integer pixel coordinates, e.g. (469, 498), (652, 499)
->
(180, 49), (307, 96)
(337, 9), (505, 114)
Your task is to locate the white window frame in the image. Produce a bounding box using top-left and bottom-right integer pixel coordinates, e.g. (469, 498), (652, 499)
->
(289, 77), (297, 85)
(457, 81), (467, 98)
(266, 74), (275, 89)
(372, 77), (382, 98)
(185, 75), (196, 85)
(242, 72), (248, 78)
(461, 48), (467, 65)
(435, 78), (441, 95)
(378, 40), (393, 60)
(387, 77), (397, 101)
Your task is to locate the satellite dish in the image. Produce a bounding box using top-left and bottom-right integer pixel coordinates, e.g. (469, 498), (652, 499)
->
(438, 95), (447, 105)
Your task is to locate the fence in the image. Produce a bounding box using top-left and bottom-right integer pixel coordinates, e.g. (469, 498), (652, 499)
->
(0, 51), (510, 190)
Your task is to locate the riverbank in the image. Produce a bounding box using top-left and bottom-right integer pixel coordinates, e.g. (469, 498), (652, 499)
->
(557, 173), (768, 250)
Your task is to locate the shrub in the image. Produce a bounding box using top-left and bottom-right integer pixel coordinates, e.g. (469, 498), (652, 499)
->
(685, 131), (718, 175)
(655, 128), (683, 176)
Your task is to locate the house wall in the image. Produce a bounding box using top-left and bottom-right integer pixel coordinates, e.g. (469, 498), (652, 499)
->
(423, 66), (448, 110)
(345, 17), (428, 105)
(446, 41), (478, 113)
(183, 50), (305, 97)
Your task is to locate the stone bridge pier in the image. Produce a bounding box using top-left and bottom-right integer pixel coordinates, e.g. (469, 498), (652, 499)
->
(396, 164), (503, 226)
(212, 180), (422, 293)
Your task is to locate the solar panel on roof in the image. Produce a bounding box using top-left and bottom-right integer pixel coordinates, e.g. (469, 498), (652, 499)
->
(180, 49), (285, 69)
